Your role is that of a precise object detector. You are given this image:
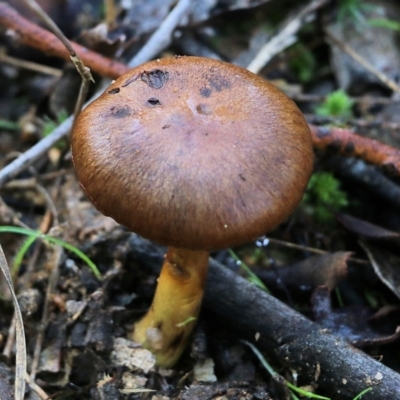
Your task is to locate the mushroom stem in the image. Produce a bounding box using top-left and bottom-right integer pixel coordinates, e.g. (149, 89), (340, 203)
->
(132, 247), (209, 367)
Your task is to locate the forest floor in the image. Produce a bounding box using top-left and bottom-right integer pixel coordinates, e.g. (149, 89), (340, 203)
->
(1, 0), (400, 399)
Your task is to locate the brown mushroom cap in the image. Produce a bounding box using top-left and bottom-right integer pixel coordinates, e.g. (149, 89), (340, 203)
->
(71, 56), (313, 250)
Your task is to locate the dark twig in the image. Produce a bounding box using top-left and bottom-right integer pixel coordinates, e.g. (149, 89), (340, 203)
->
(0, 2), (129, 79)
(247, 0), (329, 73)
(128, 234), (400, 400)
(326, 30), (400, 94)
(309, 124), (400, 175)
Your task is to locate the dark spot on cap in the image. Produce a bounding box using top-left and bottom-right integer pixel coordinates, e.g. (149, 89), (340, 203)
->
(209, 75), (230, 92)
(110, 105), (132, 118)
(196, 103), (212, 115)
(141, 69), (169, 89)
(162, 124), (171, 129)
(147, 98), (161, 106)
(108, 88), (120, 94)
(200, 87), (212, 98)
(239, 173), (246, 181)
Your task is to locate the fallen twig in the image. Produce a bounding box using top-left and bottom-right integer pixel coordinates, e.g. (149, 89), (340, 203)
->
(0, 2), (128, 79)
(326, 30), (400, 94)
(247, 0), (329, 74)
(0, 246), (26, 399)
(0, 116), (74, 187)
(326, 156), (400, 210)
(309, 124), (400, 175)
(128, 233), (400, 400)
(0, 48), (62, 76)
(127, 0), (192, 68)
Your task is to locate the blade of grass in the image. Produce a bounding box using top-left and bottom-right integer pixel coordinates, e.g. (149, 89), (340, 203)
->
(228, 249), (270, 293)
(353, 387), (373, 399)
(241, 340), (330, 400)
(0, 226), (101, 279)
(13, 234), (37, 277)
(0, 245), (26, 399)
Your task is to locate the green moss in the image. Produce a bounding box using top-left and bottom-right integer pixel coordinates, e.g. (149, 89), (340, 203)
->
(289, 43), (316, 83)
(302, 172), (348, 223)
(315, 89), (354, 120)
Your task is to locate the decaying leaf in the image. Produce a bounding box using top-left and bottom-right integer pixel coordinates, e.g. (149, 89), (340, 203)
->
(312, 286), (400, 347)
(325, 0), (400, 92)
(256, 251), (351, 295)
(337, 212), (400, 240)
(360, 241), (400, 299)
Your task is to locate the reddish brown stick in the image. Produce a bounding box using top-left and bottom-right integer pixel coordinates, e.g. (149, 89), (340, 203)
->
(0, 2), (130, 80)
(1, 2), (400, 175)
(309, 124), (400, 174)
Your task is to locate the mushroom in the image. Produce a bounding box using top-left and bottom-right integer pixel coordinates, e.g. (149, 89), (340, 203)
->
(71, 56), (314, 367)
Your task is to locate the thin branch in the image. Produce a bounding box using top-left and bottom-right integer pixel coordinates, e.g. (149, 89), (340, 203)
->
(0, 48), (62, 76)
(309, 124), (400, 174)
(291, 92), (400, 106)
(0, 246), (26, 400)
(127, 0), (192, 68)
(326, 30), (400, 94)
(247, 0), (329, 74)
(0, 116), (74, 187)
(0, 2), (129, 79)
(128, 234), (400, 400)
(22, 0), (93, 82)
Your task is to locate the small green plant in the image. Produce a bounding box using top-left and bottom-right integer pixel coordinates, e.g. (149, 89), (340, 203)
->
(302, 172), (348, 223)
(337, 0), (375, 25)
(228, 249), (270, 293)
(242, 340), (373, 400)
(42, 110), (68, 137)
(315, 90), (354, 120)
(0, 226), (101, 279)
(368, 18), (400, 31)
(42, 110), (69, 150)
(289, 43), (316, 83)
(242, 340), (330, 399)
(353, 387), (373, 399)
(0, 119), (20, 131)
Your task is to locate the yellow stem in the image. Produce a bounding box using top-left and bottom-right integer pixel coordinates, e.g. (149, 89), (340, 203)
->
(131, 247), (209, 367)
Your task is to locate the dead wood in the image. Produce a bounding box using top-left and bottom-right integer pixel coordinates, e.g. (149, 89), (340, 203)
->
(128, 234), (400, 399)
(309, 124), (400, 175)
(0, 2), (129, 80)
